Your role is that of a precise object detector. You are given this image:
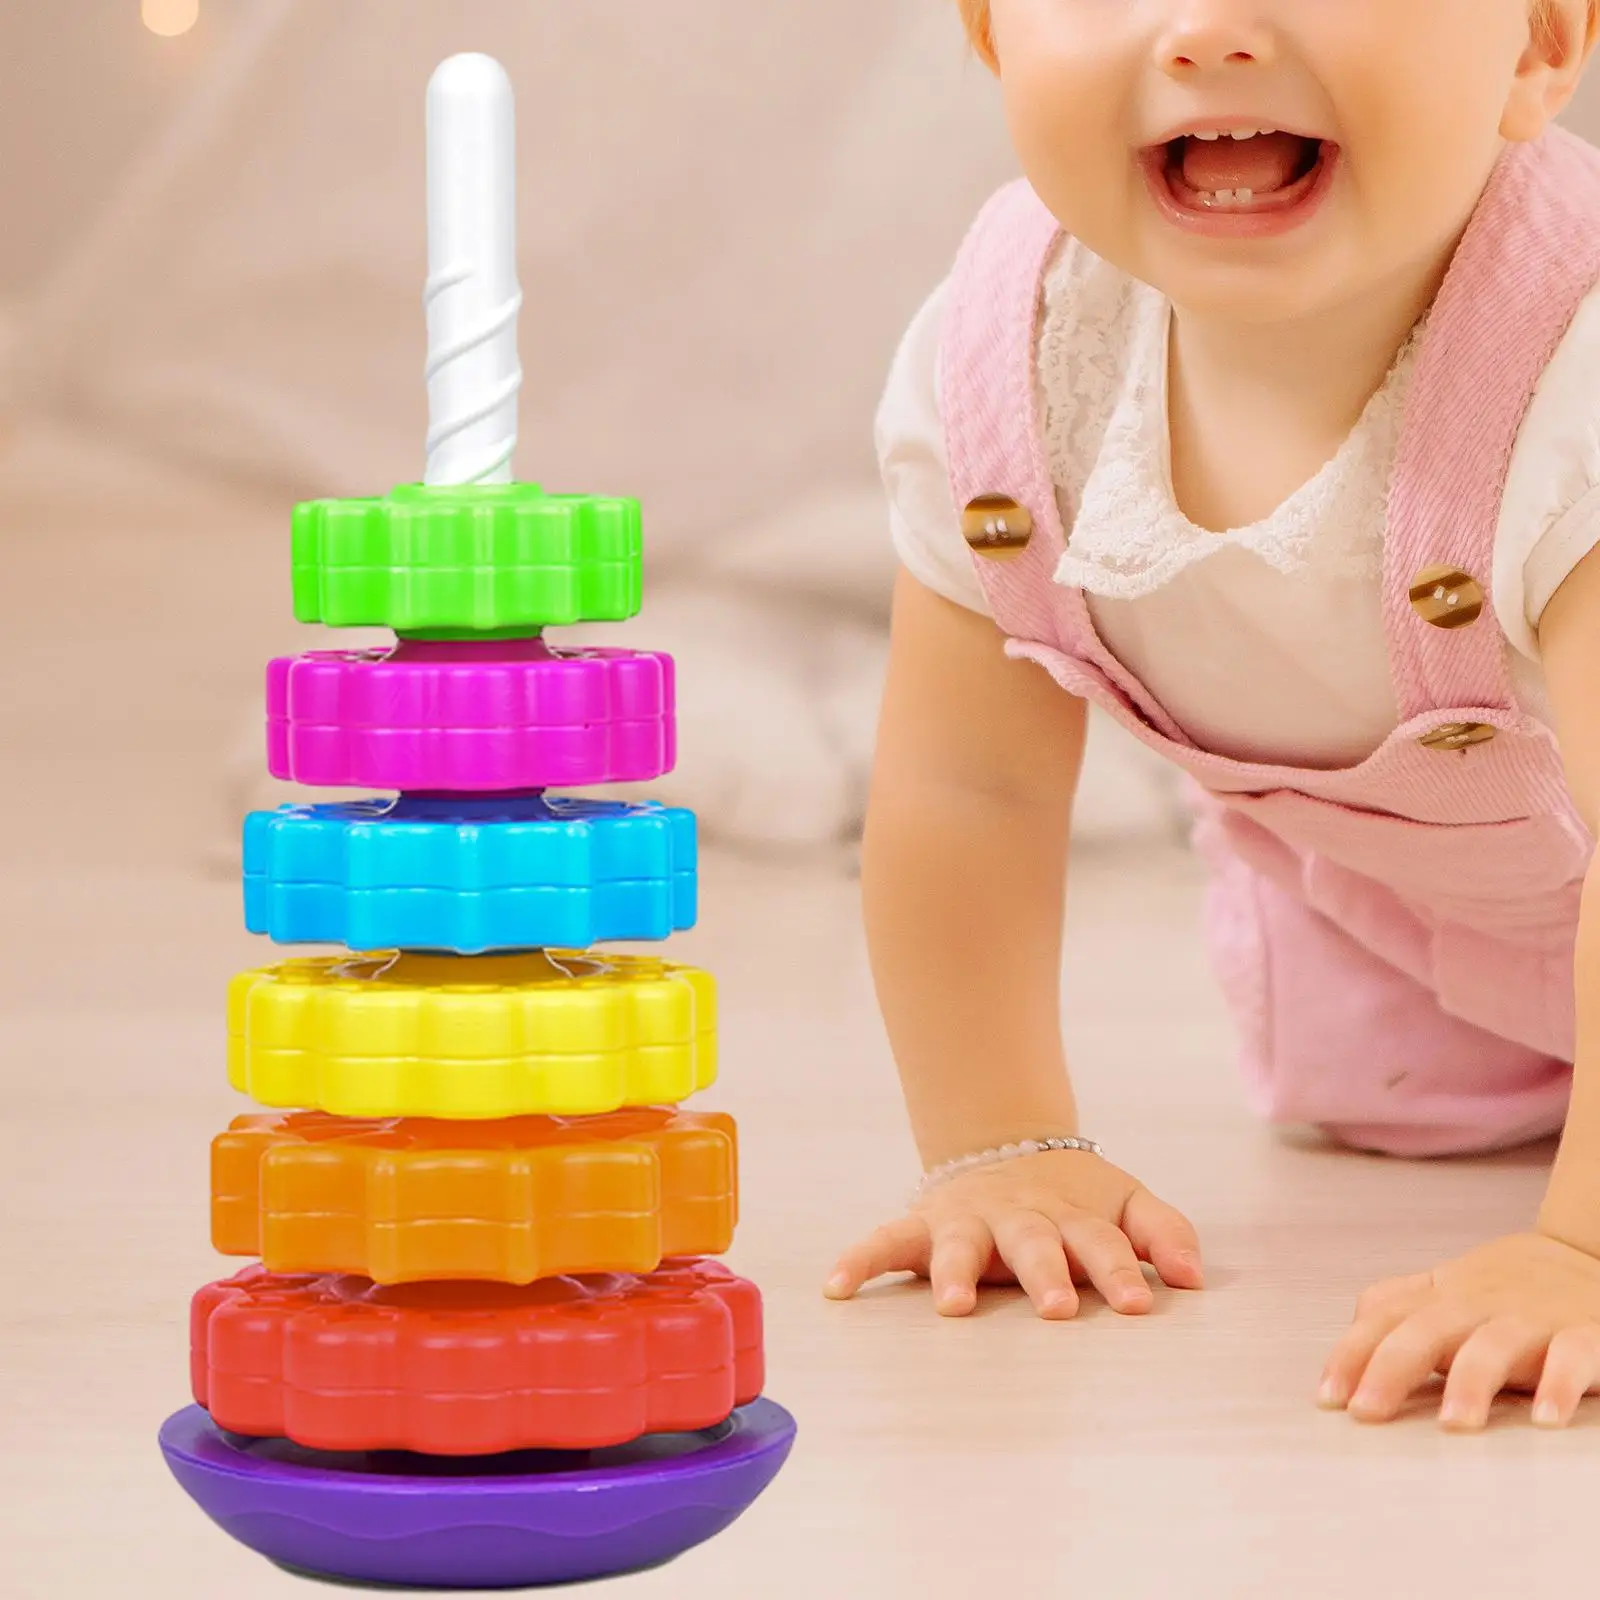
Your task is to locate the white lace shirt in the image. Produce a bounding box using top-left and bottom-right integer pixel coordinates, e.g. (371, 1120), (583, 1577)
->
(877, 237), (1600, 769)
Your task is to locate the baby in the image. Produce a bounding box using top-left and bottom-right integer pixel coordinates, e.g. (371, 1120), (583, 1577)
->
(825, 0), (1600, 1432)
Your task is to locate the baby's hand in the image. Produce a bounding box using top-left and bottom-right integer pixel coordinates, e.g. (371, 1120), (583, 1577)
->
(823, 1149), (1204, 1319)
(1319, 1232), (1600, 1429)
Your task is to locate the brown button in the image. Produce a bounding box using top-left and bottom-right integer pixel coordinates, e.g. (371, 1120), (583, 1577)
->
(1418, 722), (1497, 752)
(1409, 564), (1485, 629)
(962, 494), (1033, 560)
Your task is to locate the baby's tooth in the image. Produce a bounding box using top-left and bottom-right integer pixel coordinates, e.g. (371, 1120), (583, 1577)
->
(1236, 188), (1254, 202)
(1195, 130), (1222, 141)
(1230, 129), (1253, 140)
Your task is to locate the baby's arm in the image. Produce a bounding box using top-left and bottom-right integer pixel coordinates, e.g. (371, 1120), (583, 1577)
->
(1319, 546), (1600, 1429)
(826, 567), (1203, 1319)
(862, 568), (1086, 1165)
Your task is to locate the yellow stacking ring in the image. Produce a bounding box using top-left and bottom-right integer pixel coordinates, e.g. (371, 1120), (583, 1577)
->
(227, 950), (717, 1118)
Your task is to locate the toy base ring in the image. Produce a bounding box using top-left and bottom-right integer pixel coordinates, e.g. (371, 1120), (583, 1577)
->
(159, 1398), (795, 1590)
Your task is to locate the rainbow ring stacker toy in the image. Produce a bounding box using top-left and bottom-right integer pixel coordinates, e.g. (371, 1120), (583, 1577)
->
(159, 53), (795, 1590)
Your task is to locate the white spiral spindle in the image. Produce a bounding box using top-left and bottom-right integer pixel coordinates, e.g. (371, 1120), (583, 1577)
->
(424, 53), (522, 486)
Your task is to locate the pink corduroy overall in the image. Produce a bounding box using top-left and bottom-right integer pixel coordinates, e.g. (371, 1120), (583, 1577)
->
(940, 129), (1600, 1158)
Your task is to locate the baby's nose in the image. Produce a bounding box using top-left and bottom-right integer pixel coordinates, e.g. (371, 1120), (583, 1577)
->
(1154, 8), (1276, 75)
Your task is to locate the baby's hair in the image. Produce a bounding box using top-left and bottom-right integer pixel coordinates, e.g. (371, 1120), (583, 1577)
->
(956, 1), (1593, 64)
(1536, 0), (1600, 47)
(956, 0), (994, 65)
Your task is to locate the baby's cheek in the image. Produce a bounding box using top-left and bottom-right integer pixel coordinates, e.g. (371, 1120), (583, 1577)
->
(1328, 34), (1523, 260)
(1000, 70), (1133, 248)
(1351, 119), (1507, 275)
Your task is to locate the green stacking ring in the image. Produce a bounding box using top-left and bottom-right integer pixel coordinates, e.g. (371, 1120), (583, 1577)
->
(291, 483), (643, 635)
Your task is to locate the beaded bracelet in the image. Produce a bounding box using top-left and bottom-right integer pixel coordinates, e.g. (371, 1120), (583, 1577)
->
(910, 1136), (1105, 1206)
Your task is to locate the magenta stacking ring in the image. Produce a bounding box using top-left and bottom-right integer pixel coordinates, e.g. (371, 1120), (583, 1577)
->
(267, 638), (675, 792)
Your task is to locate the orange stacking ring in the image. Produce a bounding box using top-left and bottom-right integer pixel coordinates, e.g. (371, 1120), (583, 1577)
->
(211, 1107), (738, 1284)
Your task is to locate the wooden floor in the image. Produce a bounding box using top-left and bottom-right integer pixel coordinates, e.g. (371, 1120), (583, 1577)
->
(2, 427), (1589, 1597)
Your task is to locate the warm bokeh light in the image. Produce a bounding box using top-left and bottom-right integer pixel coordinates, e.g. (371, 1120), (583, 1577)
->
(141, 0), (199, 37)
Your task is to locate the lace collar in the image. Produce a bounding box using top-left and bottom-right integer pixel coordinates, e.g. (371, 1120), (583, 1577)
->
(1046, 275), (1422, 600)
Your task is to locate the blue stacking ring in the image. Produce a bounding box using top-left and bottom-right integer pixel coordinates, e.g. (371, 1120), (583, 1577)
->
(243, 795), (697, 953)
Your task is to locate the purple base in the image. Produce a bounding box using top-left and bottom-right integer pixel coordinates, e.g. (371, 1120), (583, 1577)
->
(159, 1399), (795, 1590)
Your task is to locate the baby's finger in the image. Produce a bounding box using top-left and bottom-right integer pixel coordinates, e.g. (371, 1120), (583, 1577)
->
(1319, 1278), (1432, 1409)
(1059, 1214), (1154, 1314)
(825, 1216), (930, 1299)
(990, 1210), (1080, 1320)
(1121, 1187), (1205, 1290)
(1532, 1325), (1600, 1428)
(1347, 1304), (1484, 1423)
(929, 1215), (996, 1317)
(1439, 1318), (1546, 1431)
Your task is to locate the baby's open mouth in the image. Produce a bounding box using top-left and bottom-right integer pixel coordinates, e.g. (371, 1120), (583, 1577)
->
(1155, 128), (1330, 212)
